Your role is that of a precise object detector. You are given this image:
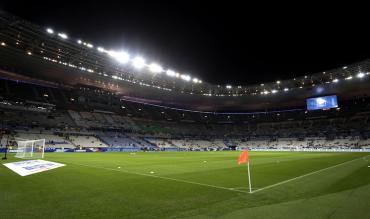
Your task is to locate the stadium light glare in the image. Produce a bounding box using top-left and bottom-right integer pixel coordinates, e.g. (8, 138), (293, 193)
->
(107, 50), (115, 56)
(1, 42), (5, 46)
(132, 57), (145, 69)
(276, 80), (281, 84)
(58, 33), (68, 39)
(343, 66), (348, 69)
(226, 85), (232, 89)
(356, 72), (365, 78)
(345, 76), (353, 80)
(284, 88), (289, 91)
(149, 63), (163, 73)
(86, 43), (94, 48)
(193, 78), (199, 83)
(97, 47), (105, 52)
(271, 89), (278, 94)
(46, 28), (54, 34)
(115, 51), (130, 64)
(166, 70), (176, 77)
(332, 78), (339, 83)
(77, 39), (82, 44)
(180, 74), (191, 81)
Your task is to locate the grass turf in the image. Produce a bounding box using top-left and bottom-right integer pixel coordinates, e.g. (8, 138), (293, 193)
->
(1, 151), (370, 219)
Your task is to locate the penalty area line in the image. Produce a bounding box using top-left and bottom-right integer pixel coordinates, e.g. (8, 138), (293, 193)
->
(65, 162), (250, 194)
(251, 155), (370, 194)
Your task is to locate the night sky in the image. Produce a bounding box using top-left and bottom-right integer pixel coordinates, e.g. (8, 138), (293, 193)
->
(1, 1), (370, 85)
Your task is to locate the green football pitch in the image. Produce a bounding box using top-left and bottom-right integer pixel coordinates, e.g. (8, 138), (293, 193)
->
(1, 151), (370, 219)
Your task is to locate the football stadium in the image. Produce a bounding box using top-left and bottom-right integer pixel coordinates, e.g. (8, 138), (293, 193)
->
(1, 5), (370, 219)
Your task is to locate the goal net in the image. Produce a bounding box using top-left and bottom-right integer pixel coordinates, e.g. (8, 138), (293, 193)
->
(15, 139), (45, 159)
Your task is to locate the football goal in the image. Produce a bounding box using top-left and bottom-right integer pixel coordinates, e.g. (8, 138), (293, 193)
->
(15, 139), (45, 159)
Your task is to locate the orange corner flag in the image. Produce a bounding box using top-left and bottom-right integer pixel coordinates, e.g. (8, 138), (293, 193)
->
(238, 148), (249, 165)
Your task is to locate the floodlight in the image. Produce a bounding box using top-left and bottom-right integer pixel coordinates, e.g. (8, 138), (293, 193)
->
(226, 85), (232, 89)
(109, 51), (130, 64)
(332, 78), (339, 83)
(149, 63), (163, 73)
(284, 88), (289, 91)
(193, 78), (199, 83)
(180, 74), (191, 81)
(77, 40), (82, 44)
(271, 89), (278, 94)
(166, 70), (176, 77)
(86, 43), (93, 48)
(97, 47), (105, 52)
(58, 33), (68, 39)
(356, 72), (365, 78)
(46, 28), (54, 34)
(132, 57), (145, 69)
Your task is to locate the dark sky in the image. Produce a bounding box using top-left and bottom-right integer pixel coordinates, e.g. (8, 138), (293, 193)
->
(1, 1), (370, 85)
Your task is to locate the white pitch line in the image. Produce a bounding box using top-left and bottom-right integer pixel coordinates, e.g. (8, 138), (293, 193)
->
(230, 187), (260, 190)
(66, 162), (250, 194)
(251, 155), (370, 194)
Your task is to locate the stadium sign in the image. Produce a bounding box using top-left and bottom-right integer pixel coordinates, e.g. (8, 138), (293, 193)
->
(3, 160), (65, 176)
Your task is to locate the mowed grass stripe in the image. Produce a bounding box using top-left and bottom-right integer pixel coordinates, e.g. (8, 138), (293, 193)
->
(60, 161), (251, 194)
(49, 152), (368, 195)
(160, 152), (366, 188)
(251, 154), (370, 193)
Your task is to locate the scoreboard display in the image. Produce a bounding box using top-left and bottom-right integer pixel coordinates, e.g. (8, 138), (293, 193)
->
(306, 95), (338, 110)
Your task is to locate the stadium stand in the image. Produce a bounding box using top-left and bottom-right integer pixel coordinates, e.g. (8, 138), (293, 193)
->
(67, 135), (108, 148)
(14, 129), (75, 148)
(97, 131), (138, 148)
(1, 84), (370, 151)
(0, 12), (370, 152)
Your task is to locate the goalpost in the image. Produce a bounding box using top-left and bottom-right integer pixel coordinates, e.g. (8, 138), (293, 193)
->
(15, 139), (45, 159)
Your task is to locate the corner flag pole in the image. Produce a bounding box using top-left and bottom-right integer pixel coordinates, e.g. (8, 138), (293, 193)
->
(238, 148), (252, 193)
(247, 161), (252, 193)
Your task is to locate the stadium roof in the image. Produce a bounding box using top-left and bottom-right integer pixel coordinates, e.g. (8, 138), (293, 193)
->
(1, 10), (370, 111)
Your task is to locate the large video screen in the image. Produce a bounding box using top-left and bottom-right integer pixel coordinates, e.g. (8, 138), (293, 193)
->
(306, 95), (338, 110)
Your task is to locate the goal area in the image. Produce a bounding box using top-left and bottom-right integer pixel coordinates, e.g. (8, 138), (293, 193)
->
(15, 139), (45, 159)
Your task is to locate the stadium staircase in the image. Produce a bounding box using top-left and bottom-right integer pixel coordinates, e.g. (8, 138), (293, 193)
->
(130, 135), (157, 148)
(96, 135), (110, 147)
(66, 137), (78, 148)
(164, 139), (177, 148)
